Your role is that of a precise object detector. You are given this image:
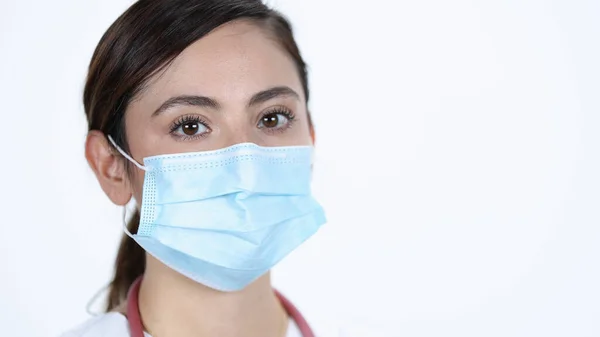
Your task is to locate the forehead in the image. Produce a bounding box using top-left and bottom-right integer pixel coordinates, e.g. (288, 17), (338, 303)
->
(136, 20), (304, 106)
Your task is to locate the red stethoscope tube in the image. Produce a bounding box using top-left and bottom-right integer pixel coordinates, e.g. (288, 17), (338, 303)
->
(126, 276), (315, 337)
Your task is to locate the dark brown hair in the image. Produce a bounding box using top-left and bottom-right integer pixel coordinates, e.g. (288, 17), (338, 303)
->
(83, 0), (310, 311)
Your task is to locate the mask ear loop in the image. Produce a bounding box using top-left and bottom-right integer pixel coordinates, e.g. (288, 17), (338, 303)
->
(122, 201), (137, 239)
(106, 134), (143, 236)
(107, 135), (149, 171)
(85, 200), (139, 316)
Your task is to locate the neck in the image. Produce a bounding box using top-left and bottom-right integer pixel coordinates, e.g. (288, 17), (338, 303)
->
(136, 255), (288, 337)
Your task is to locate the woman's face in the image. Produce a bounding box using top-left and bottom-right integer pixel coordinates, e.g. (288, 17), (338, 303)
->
(123, 21), (312, 202)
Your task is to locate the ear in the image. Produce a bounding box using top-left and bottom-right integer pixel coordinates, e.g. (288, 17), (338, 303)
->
(85, 130), (132, 206)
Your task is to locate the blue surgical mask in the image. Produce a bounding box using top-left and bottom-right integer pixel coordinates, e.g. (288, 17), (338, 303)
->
(108, 136), (326, 291)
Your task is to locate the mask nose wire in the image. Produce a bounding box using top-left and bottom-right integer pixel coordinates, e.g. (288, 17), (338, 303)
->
(107, 135), (148, 171)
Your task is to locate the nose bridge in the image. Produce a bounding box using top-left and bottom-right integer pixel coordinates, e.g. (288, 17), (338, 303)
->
(227, 128), (252, 146)
(221, 117), (262, 147)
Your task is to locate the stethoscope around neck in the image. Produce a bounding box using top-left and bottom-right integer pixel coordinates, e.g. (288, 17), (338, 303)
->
(126, 276), (315, 337)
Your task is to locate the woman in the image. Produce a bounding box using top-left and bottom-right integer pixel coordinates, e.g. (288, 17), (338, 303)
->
(61, 0), (327, 336)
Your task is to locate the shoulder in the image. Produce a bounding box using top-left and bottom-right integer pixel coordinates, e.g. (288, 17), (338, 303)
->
(58, 312), (131, 337)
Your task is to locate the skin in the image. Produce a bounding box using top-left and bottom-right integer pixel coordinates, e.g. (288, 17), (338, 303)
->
(85, 20), (314, 337)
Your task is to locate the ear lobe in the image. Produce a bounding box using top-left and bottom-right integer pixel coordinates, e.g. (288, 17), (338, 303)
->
(85, 130), (132, 206)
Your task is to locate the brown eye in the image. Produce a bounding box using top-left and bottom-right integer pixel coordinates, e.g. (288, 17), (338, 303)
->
(258, 112), (292, 130)
(171, 117), (209, 139)
(261, 114), (279, 128)
(182, 122), (200, 135)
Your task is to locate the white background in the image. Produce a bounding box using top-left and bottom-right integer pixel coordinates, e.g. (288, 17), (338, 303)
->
(0, 0), (599, 336)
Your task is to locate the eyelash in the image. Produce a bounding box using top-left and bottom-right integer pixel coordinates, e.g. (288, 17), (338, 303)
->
(258, 107), (297, 134)
(168, 107), (296, 141)
(169, 115), (211, 141)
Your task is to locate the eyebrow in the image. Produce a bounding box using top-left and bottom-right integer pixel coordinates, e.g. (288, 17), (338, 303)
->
(151, 86), (300, 117)
(247, 86), (300, 107)
(152, 95), (220, 117)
